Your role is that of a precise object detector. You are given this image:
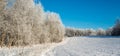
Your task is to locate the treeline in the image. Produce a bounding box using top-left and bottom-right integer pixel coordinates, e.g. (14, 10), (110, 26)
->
(65, 19), (120, 37)
(65, 28), (106, 37)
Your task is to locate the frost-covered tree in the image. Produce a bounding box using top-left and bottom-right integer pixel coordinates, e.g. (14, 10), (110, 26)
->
(96, 28), (106, 36)
(65, 28), (76, 37)
(0, 0), (65, 47)
(46, 12), (65, 42)
(111, 19), (120, 36)
(0, 0), (7, 11)
(86, 29), (97, 36)
(65, 28), (98, 37)
(106, 27), (113, 36)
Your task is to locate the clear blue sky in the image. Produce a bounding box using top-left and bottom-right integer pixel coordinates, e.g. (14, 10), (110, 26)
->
(35, 0), (120, 29)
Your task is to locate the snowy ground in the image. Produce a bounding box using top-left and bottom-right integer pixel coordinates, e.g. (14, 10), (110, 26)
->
(0, 37), (120, 56)
(45, 37), (120, 56)
(0, 44), (57, 56)
(0, 38), (68, 56)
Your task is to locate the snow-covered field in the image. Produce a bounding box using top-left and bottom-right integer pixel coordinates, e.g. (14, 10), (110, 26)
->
(45, 37), (120, 56)
(0, 36), (120, 56)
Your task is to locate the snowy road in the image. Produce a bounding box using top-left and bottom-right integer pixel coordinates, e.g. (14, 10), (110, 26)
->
(45, 37), (120, 56)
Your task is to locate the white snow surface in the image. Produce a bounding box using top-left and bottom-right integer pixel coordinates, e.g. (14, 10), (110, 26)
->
(0, 37), (120, 56)
(0, 43), (57, 56)
(0, 38), (68, 56)
(45, 37), (120, 56)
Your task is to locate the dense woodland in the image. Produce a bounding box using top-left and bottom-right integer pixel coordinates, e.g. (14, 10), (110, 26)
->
(0, 0), (65, 47)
